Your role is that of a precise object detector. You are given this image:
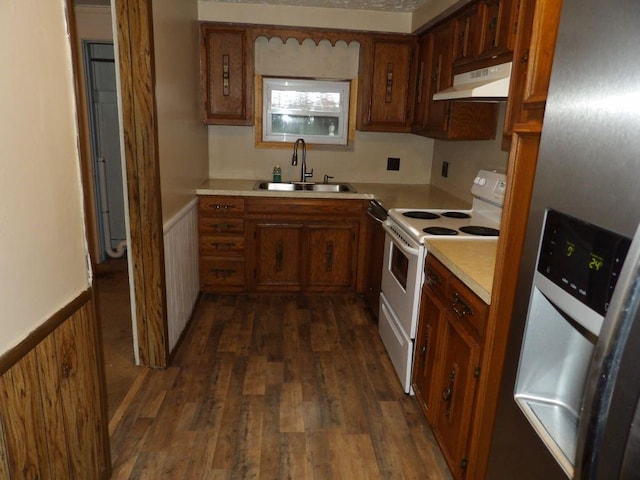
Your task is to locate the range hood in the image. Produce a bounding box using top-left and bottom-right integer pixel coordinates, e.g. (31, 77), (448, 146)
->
(433, 62), (512, 101)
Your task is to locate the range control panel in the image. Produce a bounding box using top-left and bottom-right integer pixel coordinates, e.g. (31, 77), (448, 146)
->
(471, 169), (507, 206)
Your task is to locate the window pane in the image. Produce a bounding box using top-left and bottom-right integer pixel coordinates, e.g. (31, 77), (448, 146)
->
(271, 114), (339, 136)
(262, 77), (349, 145)
(270, 90), (342, 112)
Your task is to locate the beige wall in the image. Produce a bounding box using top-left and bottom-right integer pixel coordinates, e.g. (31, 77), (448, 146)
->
(0, 1), (89, 354)
(153, 0), (209, 221)
(430, 104), (510, 202)
(208, 36), (435, 185)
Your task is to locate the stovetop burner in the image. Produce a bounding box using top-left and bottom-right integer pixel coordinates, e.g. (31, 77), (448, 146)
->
(459, 226), (500, 236)
(403, 211), (440, 220)
(442, 211), (472, 219)
(423, 227), (459, 236)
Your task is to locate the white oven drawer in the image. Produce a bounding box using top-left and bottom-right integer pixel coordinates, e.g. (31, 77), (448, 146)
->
(379, 293), (413, 394)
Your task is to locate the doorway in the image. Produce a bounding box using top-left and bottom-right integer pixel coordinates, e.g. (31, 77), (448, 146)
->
(83, 40), (140, 419)
(84, 42), (127, 262)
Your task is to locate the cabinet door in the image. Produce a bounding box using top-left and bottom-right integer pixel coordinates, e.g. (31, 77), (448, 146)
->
(200, 25), (254, 125)
(412, 287), (446, 424)
(253, 222), (303, 290)
(452, 5), (479, 67)
(424, 23), (453, 135)
(411, 34), (432, 134)
(359, 37), (415, 132)
(477, 0), (517, 60)
(434, 316), (481, 477)
(306, 223), (357, 289)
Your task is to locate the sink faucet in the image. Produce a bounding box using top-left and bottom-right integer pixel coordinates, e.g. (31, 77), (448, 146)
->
(291, 138), (313, 182)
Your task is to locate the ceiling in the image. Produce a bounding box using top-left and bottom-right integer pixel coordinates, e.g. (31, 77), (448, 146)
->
(200, 0), (432, 13)
(73, 0), (433, 13)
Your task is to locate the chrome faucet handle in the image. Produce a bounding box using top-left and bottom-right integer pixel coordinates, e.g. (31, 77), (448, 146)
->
(305, 168), (314, 180)
(323, 175), (334, 184)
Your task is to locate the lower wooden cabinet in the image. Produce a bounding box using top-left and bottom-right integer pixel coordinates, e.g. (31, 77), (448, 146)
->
(199, 196), (247, 293)
(199, 195), (366, 294)
(252, 221), (303, 291)
(249, 219), (359, 292)
(412, 254), (488, 479)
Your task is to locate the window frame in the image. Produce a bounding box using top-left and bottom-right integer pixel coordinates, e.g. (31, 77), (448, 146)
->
(261, 77), (350, 146)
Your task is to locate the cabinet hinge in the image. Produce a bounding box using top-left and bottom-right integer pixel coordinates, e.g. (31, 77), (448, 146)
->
(474, 366), (481, 379)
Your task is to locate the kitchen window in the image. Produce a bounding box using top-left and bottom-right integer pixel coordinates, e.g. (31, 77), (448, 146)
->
(262, 77), (350, 145)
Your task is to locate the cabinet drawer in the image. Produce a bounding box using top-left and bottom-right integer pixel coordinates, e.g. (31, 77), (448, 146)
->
(199, 217), (245, 235)
(424, 255), (450, 299)
(200, 235), (245, 256)
(199, 196), (245, 216)
(448, 274), (488, 339)
(200, 257), (245, 287)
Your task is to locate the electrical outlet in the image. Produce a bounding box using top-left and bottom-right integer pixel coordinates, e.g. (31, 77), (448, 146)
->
(387, 157), (400, 171)
(441, 161), (449, 178)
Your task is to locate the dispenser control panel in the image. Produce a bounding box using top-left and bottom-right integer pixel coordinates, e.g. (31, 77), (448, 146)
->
(537, 209), (631, 316)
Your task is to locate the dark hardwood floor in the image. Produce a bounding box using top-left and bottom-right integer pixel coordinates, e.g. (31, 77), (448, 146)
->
(94, 257), (141, 421)
(109, 294), (452, 479)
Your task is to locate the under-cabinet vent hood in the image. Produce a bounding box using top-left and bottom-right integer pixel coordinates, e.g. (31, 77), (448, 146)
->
(433, 62), (512, 101)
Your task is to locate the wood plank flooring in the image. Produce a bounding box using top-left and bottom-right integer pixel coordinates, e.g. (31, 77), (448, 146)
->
(109, 294), (452, 479)
(95, 258), (141, 420)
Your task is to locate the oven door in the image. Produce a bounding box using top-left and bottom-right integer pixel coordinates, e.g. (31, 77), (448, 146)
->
(380, 222), (424, 339)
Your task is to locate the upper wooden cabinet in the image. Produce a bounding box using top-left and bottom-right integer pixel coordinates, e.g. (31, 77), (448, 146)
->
(452, 0), (518, 72)
(412, 23), (499, 141)
(200, 24), (254, 125)
(502, 0), (562, 147)
(357, 35), (416, 132)
(452, 4), (480, 68)
(477, 0), (518, 61)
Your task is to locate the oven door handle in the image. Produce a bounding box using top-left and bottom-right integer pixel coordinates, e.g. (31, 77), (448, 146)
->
(382, 222), (421, 256)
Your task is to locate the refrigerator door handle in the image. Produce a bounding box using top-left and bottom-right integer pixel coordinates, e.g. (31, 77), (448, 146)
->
(575, 224), (640, 479)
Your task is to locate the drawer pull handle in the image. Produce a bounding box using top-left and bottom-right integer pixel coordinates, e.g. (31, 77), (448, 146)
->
(211, 242), (234, 250)
(452, 292), (473, 318)
(213, 223), (231, 232)
(211, 268), (236, 278)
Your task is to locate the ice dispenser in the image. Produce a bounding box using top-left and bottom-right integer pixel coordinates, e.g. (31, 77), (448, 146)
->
(514, 209), (630, 477)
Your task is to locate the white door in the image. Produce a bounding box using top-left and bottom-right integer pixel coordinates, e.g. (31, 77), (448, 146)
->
(86, 42), (126, 261)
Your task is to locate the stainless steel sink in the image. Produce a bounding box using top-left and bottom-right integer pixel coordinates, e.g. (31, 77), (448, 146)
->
(254, 182), (297, 191)
(253, 181), (356, 193)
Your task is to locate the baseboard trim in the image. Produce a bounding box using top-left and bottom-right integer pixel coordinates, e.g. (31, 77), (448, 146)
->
(0, 288), (92, 375)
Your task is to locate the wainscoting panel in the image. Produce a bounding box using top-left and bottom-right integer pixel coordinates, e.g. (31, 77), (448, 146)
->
(164, 199), (200, 352)
(0, 290), (110, 479)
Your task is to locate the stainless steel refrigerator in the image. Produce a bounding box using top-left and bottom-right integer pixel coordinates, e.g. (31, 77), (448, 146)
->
(487, 0), (640, 478)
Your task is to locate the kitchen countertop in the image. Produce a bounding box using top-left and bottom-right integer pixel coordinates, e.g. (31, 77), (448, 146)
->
(196, 178), (471, 211)
(425, 238), (498, 304)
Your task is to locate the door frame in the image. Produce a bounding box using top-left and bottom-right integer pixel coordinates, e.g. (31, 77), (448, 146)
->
(111, 0), (168, 368)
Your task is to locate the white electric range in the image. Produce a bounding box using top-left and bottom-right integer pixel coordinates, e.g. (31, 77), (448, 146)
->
(379, 169), (507, 393)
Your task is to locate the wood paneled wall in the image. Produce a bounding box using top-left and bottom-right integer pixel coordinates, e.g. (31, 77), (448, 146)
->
(0, 290), (111, 479)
